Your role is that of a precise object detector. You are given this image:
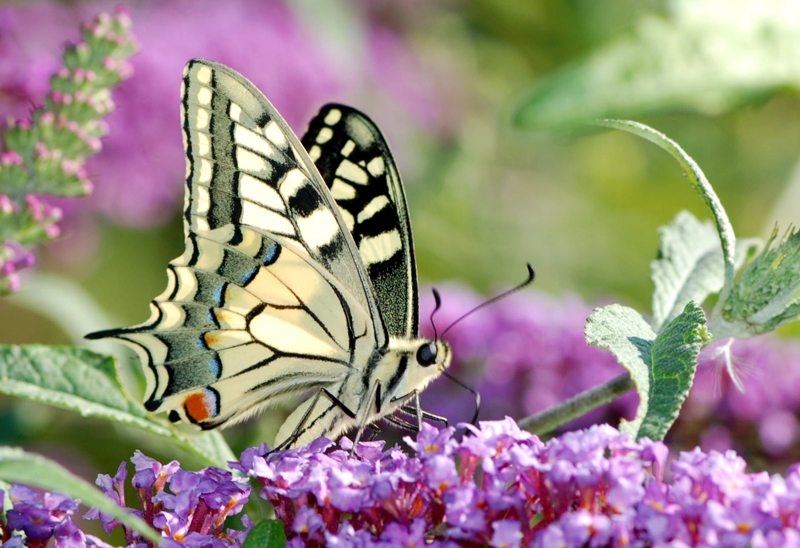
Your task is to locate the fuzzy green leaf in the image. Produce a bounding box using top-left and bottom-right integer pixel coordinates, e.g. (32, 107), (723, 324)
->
(585, 302), (706, 440)
(721, 227), (800, 336)
(0, 446), (161, 544)
(0, 345), (235, 467)
(652, 211), (759, 332)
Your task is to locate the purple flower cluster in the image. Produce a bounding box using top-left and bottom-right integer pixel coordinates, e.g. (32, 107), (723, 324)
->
(0, 484), (97, 548)
(419, 285), (800, 467)
(237, 419), (800, 547)
(85, 450), (252, 548)
(0, 7), (136, 293)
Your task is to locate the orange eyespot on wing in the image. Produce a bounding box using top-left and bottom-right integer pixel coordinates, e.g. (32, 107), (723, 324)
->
(183, 390), (218, 423)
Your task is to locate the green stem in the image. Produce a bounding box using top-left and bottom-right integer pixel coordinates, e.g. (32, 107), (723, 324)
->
(518, 373), (634, 435)
(593, 119), (737, 321)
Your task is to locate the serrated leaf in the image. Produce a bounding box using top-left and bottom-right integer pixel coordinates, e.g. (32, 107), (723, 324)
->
(586, 302), (706, 440)
(514, 0), (800, 129)
(652, 211), (759, 331)
(242, 520), (287, 548)
(0, 447), (162, 545)
(720, 226), (800, 336)
(0, 345), (235, 467)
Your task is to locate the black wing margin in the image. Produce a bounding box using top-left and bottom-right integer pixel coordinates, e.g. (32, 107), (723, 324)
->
(301, 105), (418, 338)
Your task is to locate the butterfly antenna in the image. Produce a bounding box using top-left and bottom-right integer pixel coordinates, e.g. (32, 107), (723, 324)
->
(443, 371), (481, 424)
(430, 288), (443, 340)
(441, 263), (535, 338)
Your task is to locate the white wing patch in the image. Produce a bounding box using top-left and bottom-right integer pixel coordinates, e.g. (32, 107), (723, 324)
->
(236, 148), (272, 177)
(239, 174), (285, 211)
(279, 169), (310, 201)
(357, 196), (389, 223)
(359, 231), (402, 267)
(296, 208), (340, 249)
(235, 124), (277, 158)
(330, 179), (357, 200)
(335, 159), (368, 185)
(240, 200), (295, 235)
(323, 108), (342, 125)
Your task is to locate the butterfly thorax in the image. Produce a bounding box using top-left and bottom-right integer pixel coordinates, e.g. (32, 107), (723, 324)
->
(274, 337), (451, 448)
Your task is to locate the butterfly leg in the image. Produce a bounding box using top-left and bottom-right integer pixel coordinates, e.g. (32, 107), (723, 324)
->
(384, 413), (420, 432)
(273, 387), (358, 453)
(364, 422), (381, 441)
(393, 391), (449, 430)
(399, 406), (449, 427)
(351, 381), (382, 455)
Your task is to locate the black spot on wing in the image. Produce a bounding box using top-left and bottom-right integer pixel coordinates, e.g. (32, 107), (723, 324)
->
(356, 205), (399, 240)
(288, 183), (322, 217)
(254, 110), (270, 128)
(229, 226), (244, 247)
(317, 233), (345, 263)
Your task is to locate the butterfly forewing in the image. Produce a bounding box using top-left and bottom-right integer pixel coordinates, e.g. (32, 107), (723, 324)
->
(87, 60), (385, 429)
(302, 106), (418, 338)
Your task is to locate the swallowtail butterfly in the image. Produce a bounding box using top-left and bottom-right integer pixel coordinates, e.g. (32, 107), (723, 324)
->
(87, 59), (451, 449)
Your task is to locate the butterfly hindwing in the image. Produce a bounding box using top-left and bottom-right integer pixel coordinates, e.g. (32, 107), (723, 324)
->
(87, 60), (385, 429)
(302, 105), (418, 338)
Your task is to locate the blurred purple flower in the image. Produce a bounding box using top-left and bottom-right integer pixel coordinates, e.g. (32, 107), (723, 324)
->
(419, 284), (800, 468)
(0, 1), (451, 228)
(419, 285), (637, 429)
(239, 418), (800, 546)
(1, 485), (84, 548)
(85, 451), (251, 548)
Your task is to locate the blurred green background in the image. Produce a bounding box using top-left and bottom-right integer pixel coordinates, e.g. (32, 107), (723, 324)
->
(2, 0), (800, 473)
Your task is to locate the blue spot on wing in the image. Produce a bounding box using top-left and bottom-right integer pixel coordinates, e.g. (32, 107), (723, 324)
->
(262, 240), (280, 265)
(213, 283), (226, 307)
(209, 354), (222, 379)
(241, 265), (259, 285)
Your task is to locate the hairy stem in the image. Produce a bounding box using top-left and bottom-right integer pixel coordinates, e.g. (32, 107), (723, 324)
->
(518, 373), (634, 435)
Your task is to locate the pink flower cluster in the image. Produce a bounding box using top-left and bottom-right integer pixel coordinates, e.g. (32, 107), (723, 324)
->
(0, 8), (136, 293)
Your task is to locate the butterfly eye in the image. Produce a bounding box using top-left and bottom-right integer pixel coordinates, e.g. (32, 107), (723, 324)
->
(416, 342), (438, 367)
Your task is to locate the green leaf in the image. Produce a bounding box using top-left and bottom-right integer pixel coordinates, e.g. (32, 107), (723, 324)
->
(514, 0), (800, 129)
(585, 302), (706, 440)
(242, 519), (287, 548)
(0, 345), (146, 417)
(0, 345), (235, 467)
(652, 211), (759, 332)
(720, 226), (800, 336)
(0, 446), (161, 545)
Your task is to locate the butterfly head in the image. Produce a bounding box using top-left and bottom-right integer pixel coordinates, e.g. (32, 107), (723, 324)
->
(415, 339), (451, 372)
